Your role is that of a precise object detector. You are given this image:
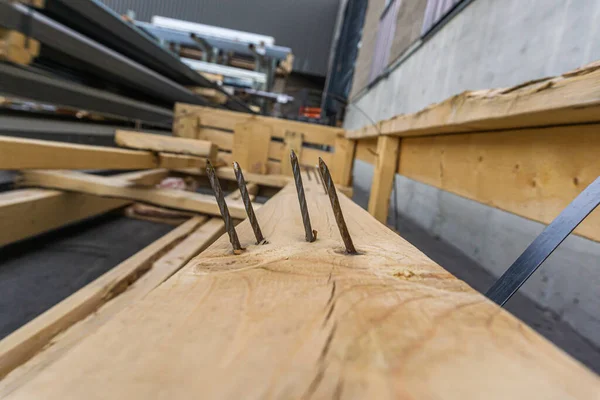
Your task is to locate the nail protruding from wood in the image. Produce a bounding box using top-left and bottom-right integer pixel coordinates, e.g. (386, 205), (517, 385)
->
(233, 161), (266, 245)
(206, 161), (244, 254)
(290, 150), (317, 242)
(318, 158), (357, 254)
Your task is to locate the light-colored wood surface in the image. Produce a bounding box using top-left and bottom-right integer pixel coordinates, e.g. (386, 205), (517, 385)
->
(6, 181), (598, 399)
(0, 136), (207, 170)
(355, 137), (378, 165)
(0, 217), (205, 382)
(368, 136), (400, 223)
(115, 130), (218, 160)
(196, 128), (334, 167)
(347, 61), (600, 139)
(331, 137), (356, 186)
(399, 124), (600, 242)
(174, 103), (343, 146)
(232, 121), (272, 174)
(186, 87), (228, 104)
(0, 136), (155, 170)
(280, 131), (303, 176)
(157, 153), (207, 170)
(0, 170), (168, 247)
(18, 170), (249, 219)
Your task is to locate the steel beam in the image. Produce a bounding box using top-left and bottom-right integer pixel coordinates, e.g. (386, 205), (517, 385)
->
(0, 63), (173, 127)
(0, 1), (209, 107)
(36, 0), (253, 113)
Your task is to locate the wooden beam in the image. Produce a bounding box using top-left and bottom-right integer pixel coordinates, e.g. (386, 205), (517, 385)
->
(280, 131), (303, 176)
(7, 181), (597, 399)
(174, 103), (343, 146)
(346, 61), (600, 139)
(0, 136), (207, 170)
(398, 124), (600, 242)
(19, 170), (250, 219)
(0, 170), (168, 247)
(232, 121), (272, 174)
(368, 136), (400, 223)
(115, 130), (217, 160)
(331, 137), (356, 186)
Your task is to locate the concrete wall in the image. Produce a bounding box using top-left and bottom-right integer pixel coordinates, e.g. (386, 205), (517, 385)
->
(344, 0), (600, 347)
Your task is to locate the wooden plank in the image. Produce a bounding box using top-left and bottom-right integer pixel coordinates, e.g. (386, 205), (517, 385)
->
(115, 130), (218, 160)
(7, 182), (598, 399)
(0, 136), (155, 170)
(331, 137), (356, 186)
(19, 170), (249, 220)
(232, 121), (272, 174)
(174, 103), (343, 146)
(399, 124), (600, 242)
(0, 136), (205, 170)
(280, 131), (303, 176)
(157, 153), (207, 170)
(197, 128), (234, 150)
(0, 170), (168, 247)
(198, 128), (334, 167)
(355, 137), (378, 164)
(368, 136), (400, 223)
(0, 217), (207, 383)
(346, 61), (600, 139)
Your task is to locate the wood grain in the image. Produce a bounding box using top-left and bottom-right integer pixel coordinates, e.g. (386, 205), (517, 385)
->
(399, 124), (600, 242)
(6, 180), (598, 399)
(115, 130), (218, 160)
(232, 121), (272, 174)
(368, 135), (400, 223)
(347, 61), (600, 139)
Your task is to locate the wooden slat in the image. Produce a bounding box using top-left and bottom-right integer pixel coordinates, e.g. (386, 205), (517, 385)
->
(0, 136), (207, 170)
(115, 130), (218, 160)
(399, 124), (600, 242)
(0, 136), (155, 170)
(174, 103), (343, 146)
(7, 181), (598, 399)
(346, 61), (600, 139)
(0, 170), (168, 247)
(19, 170), (249, 220)
(331, 137), (356, 186)
(232, 121), (272, 174)
(368, 136), (400, 223)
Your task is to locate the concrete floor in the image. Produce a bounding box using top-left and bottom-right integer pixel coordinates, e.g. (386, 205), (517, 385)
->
(0, 208), (598, 374)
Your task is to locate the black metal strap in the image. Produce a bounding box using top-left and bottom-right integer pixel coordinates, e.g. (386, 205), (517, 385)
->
(486, 176), (600, 306)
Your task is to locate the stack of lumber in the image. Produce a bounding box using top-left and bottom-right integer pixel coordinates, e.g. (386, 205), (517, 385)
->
(349, 61), (600, 244)
(0, 172), (597, 398)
